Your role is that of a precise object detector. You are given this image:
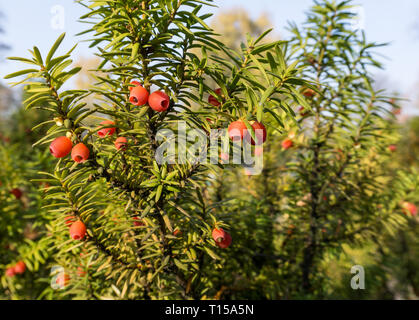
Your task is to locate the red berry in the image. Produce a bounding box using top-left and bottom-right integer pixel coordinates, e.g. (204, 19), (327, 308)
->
(97, 120), (116, 138)
(10, 188), (23, 199)
(14, 261), (26, 274)
(173, 229), (182, 236)
(303, 88), (315, 97)
(148, 91), (170, 112)
(133, 217), (144, 227)
(129, 81), (141, 91)
(69, 220), (87, 240)
(388, 145), (397, 152)
(212, 228), (227, 243)
(282, 139), (293, 150)
(299, 106), (309, 116)
(245, 121), (267, 145)
(71, 143), (90, 163)
(208, 88), (222, 107)
(115, 137), (128, 150)
(56, 273), (70, 287)
(228, 120), (247, 141)
(5, 267), (15, 277)
(64, 215), (76, 227)
(213, 229), (232, 249)
(50, 136), (73, 158)
(129, 84), (149, 106)
(402, 202), (418, 217)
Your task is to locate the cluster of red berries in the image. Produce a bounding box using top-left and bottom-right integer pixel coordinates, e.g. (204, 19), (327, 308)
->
(208, 88), (267, 160)
(228, 120), (267, 146)
(224, 88), (299, 150)
(225, 94), (295, 160)
(50, 122), (130, 161)
(49, 136), (90, 163)
(5, 261), (26, 277)
(97, 120), (128, 151)
(49, 80), (171, 160)
(129, 81), (170, 112)
(65, 215), (87, 240)
(212, 228), (232, 249)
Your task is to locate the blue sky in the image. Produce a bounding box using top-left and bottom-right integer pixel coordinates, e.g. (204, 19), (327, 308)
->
(1, 0), (419, 114)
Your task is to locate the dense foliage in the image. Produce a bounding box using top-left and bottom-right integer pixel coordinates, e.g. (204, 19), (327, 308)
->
(1, 0), (418, 300)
